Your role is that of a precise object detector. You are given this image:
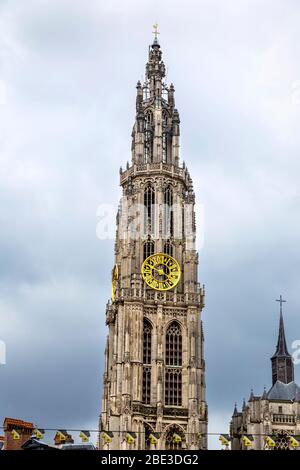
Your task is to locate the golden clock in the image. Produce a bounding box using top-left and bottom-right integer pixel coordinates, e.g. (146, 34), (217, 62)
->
(141, 253), (181, 291)
(111, 264), (118, 301)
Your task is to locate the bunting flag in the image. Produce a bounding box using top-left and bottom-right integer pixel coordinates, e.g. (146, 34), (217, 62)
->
(172, 433), (182, 444)
(55, 430), (68, 443)
(79, 431), (90, 443)
(219, 434), (230, 447)
(289, 436), (300, 448)
(33, 428), (45, 440)
(149, 433), (159, 445)
(265, 436), (276, 448)
(101, 431), (114, 444)
(125, 432), (136, 445)
(242, 435), (253, 447)
(11, 429), (21, 440)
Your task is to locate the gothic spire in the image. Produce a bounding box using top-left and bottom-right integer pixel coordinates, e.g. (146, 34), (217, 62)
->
(130, 28), (180, 166)
(242, 398), (246, 411)
(273, 296), (289, 356)
(271, 296), (294, 385)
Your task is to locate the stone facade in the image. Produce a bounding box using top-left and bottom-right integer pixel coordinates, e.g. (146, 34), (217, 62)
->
(99, 37), (207, 450)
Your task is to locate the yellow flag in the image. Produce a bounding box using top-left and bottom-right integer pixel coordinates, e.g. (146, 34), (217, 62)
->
(265, 436), (276, 447)
(34, 428), (44, 440)
(126, 432), (136, 445)
(11, 429), (21, 440)
(149, 433), (158, 445)
(242, 435), (252, 447)
(79, 431), (90, 442)
(172, 433), (182, 443)
(289, 436), (299, 448)
(219, 434), (229, 446)
(102, 431), (113, 444)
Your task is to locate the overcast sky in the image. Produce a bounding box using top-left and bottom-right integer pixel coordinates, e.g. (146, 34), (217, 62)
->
(0, 0), (300, 450)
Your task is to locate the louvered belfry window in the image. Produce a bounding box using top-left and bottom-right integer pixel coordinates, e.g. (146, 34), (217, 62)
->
(142, 320), (152, 404)
(165, 322), (182, 406)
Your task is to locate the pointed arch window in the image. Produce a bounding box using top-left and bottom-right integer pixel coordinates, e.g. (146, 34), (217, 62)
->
(144, 185), (155, 235)
(162, 132), (168, 163)
(162, 111), (169, 163)
(143, 240), (154, 261)
(144, 111), (153, 163)
(143, 320), (152, 404)
(165, 322), (182, 406)
(164, 241), (173, 257)
(164, 185), (174, 238)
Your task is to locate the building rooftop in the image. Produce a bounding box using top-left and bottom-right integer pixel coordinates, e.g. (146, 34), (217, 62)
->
(267, 380), (300, 402)
(3, 418), (34, 429)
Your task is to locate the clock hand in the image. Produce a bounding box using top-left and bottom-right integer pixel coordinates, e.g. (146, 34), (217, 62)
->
(152, 267), (166, 276)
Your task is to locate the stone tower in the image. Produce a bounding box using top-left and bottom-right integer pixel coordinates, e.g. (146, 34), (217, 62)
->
(271, 297), (294, 386)
(100, 34), (207, 450)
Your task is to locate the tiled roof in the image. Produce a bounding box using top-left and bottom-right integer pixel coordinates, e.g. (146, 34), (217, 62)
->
(3, 418), (34, 429)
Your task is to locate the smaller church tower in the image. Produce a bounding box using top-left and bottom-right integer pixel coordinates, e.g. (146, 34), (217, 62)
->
(230, 297), (300, 450)
(271, 296), (294, 385)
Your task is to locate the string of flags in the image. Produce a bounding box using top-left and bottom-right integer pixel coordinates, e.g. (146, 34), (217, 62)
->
(217, 433), (300, 450)
(4, 426), (300, 449)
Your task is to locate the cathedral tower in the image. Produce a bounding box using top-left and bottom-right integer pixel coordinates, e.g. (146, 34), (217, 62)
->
(100, 32), (207, 450)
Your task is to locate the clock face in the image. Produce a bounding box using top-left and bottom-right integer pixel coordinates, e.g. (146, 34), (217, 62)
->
(111, 264), (118, 301)
(141, 252), (181, 291)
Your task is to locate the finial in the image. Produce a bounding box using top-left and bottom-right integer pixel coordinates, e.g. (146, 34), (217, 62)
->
(262, 386), (267, 399)
(242, 398), (246, 411)
(233, 402), (238, 416)
(249, 388), (254, 401)
(152, 23), (160, 43)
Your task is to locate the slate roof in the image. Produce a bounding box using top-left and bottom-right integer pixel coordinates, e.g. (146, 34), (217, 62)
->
(267, 380), (300, 402)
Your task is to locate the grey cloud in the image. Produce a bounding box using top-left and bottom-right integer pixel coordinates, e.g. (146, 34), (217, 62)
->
(0, 0), (299, 449)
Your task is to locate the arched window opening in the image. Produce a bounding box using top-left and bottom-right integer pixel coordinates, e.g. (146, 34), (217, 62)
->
(166, 322), (182, 366)
(165, 322), (182, 406)
(143, 240), (154, 262)
(164, 185), (174, 238)
(144, 185), (155, 235)
(165, 426), (185, 451)
(144, 112), (153, 163)
(162, 111), (168, 128)
(143, 320), (152, 405)
(143, 320), (152, 364)
(162, 111), (169, 163)
(162, 132), (168, 163)
(163, 241), (173, 257)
